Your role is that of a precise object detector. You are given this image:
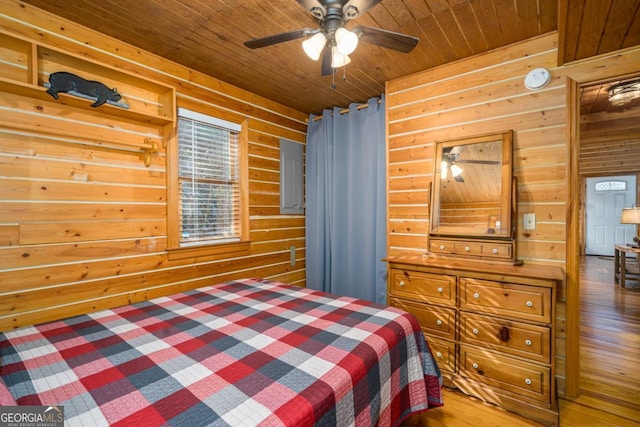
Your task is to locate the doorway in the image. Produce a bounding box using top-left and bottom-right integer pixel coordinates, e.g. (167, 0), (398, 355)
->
(585, 175), (637, 256)
(572, 73), (640, 406)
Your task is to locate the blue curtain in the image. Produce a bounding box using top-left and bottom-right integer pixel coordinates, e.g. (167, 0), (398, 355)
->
(305, 96), (387, 304)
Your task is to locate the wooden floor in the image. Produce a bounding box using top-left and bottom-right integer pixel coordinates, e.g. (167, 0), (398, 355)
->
(402, 255), (640, 426)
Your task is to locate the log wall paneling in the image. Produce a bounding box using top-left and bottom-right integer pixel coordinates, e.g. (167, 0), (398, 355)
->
(387, 32), (640, 400)
(0, 1), (307, 331)
(387, 33), (567, 396)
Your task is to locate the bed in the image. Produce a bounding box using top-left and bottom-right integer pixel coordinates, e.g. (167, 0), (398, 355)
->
(0, 278), (442, 426)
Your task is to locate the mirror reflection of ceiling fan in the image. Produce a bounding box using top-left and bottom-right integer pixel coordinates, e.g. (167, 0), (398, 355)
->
(441, 146), (500, 182)
(243, 0), (419, 78)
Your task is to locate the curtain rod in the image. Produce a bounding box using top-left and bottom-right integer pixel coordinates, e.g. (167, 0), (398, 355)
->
(311, 99), (382, 122)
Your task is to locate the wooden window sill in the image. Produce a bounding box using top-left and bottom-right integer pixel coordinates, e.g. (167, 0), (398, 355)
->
(167, 240), (250, 261)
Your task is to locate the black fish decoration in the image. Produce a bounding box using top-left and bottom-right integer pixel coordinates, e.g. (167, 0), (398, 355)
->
(45, 71), (124, 108)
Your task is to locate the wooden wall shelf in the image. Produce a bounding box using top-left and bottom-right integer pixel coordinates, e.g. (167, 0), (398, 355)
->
(0, 31), (175, 127)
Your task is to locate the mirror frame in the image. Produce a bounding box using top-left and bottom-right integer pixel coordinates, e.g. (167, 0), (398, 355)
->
(430, 130), (513, 238)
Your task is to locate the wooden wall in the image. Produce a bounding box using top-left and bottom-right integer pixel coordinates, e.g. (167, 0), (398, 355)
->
(579, 112), (640, 177)
(387, 33), (567, 266)
(386, 31), (640, 398)
(386, 31), (569, 390)
(0, 1), (307, 331)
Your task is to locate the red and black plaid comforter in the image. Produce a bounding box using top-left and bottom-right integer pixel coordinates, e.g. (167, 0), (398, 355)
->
(0, 278), (442, 426)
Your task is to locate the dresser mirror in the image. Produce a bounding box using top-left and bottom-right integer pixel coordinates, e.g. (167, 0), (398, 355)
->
(430, 131), (513, 239)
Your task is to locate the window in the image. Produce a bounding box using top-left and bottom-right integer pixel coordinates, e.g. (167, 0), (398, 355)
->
(594, 181), (626, 191)
(168, 108), (249, 257)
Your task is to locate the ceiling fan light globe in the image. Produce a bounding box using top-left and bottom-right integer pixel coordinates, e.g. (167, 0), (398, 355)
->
(335, 28), (358, 55)
(302, 33), (326, 60)
(331, 47), (351, 67)
(450, 164), (463, 177)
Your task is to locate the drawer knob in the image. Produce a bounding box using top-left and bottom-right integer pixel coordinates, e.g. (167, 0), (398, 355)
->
(526, 301), (533, 307)
(473, 293), (480, 299)
(525, 339), (532, 346)
(464, 246), (471, 252)
(525, 378), (532, 385)
(492, 248), (498, 254)
(439, 244), (445, 250)
(437, 287), (443, 294)
(399, 280), (405, 287)
(436, 351), (442, 358)
(436, 320), (443, 326)
(472, 363), (479, 369)
(473, 328), (479, 335)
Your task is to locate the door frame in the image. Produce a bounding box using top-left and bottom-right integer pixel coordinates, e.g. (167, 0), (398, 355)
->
(565, 46), (640, 398)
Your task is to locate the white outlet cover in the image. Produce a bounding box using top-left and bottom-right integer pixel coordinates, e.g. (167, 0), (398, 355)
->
(523, 213), (536, 230)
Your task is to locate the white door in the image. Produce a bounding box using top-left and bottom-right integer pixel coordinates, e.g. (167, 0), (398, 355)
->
(585, 175), (637, 256)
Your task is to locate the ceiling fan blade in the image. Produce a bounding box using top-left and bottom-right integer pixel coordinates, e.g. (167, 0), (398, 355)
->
(343, 0), (383, 18)
(353, 25), (419, 53)
(244, 28), (316, 49)
(321, 46), (332, 76)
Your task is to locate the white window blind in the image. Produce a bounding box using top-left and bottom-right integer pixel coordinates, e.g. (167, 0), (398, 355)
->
(177, 108), (241, 246)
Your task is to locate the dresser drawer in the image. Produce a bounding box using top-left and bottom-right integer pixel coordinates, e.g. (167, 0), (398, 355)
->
(426, 337), (456, 373)
(389, 297), (456, 340)
(430, 239), (483, 256)
(460, 345), (551, 403)
(460, 278), (552, 323)
(429, 239), (513, 260)
(429, 240), (453, 254)
(460, 313), (551, 363)
(453, 241), (483, 256)
(389, 269), (456, 306)
(480, 242), (512, 259)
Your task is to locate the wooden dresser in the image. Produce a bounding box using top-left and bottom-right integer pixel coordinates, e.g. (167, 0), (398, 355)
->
(386, 254), (564, 426)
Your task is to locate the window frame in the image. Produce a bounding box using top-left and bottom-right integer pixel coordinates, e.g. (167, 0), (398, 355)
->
(167, 107), (250, 260)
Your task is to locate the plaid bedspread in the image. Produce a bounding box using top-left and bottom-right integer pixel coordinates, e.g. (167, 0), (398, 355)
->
(0, 279), (442, 426)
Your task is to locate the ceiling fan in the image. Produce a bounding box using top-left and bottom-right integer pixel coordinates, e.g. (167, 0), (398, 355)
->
(442, 147), (500, 182)
(608, 79), (640, 107)
(243, 0), (419, 76)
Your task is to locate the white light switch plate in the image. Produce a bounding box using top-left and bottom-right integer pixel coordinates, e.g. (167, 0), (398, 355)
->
(524, 213), (536, 230)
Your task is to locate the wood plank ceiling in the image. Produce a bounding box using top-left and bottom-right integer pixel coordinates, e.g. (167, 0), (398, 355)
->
(17, 0), (640, 115)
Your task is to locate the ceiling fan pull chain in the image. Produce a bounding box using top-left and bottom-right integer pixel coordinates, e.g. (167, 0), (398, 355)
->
(331, 68), (337, 90)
